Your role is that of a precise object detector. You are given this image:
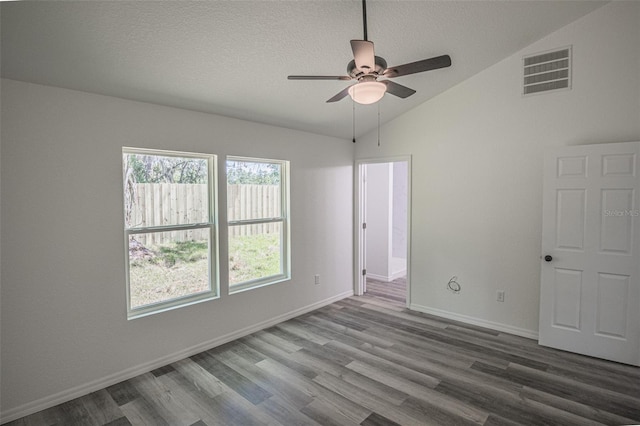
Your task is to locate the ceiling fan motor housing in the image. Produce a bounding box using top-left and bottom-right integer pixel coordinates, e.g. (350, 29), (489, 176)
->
(348, 56), (388, 79)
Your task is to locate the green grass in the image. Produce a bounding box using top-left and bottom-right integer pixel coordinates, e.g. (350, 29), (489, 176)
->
(129, 234), (281, 308)
(156, 240), (208, 267)
(229, 233), (281, 284)
(129, 240), (210, 308)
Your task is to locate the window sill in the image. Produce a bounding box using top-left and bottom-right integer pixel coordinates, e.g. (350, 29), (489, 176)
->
(228, 275), (290, 295)
(127, 293), (219, 320)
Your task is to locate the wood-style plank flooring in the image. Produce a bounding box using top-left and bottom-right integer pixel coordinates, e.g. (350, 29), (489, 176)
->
(7, 277), (640, 425)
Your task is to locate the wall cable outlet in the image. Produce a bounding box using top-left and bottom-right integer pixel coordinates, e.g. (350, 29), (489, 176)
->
(447, 276), (461, 294)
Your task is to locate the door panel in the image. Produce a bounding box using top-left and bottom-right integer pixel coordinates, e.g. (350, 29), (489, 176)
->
(600, 189), (634, 254)
(556, 189), (586, 250)
(595, 273), (629, 338)
(602, 153), (636, 176)
(557, 155), (587, 177)
(552, 268), (582, 330)
(540, 141), (640, 366)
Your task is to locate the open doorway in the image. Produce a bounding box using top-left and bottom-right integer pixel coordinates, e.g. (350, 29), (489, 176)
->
(355, 157), (411, 306)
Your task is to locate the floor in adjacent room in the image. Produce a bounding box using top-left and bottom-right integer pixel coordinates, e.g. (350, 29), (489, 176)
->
(6, 277), (640, 425)
(365, 276), (407, 305)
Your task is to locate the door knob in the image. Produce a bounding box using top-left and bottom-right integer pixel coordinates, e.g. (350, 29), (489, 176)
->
(544, 255), (553, 262)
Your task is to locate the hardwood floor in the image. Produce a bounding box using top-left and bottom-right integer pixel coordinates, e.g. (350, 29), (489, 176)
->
(365, 277), (407, 305)
(7, 278), (640, 425)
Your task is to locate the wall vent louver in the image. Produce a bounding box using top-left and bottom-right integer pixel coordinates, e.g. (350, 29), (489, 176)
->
(523, 47), (571, 96)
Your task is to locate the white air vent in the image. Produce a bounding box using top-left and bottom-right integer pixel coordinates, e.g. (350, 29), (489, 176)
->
(523, 47), (571, 96)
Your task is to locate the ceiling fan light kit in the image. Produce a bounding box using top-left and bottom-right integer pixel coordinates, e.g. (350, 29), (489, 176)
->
(288, 0), (452, 105)
(348, 80), (386, 105)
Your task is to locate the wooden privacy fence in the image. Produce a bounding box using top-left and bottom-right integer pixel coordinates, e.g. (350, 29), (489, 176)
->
(129, 183), (280, 245)
(227, 183), (281, 237)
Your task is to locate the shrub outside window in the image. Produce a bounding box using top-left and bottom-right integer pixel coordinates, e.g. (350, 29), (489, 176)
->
(227, 157), (290, 293)
(123, 148), (219, 318)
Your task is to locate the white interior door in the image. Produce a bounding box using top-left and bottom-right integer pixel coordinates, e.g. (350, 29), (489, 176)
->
(361, 164), (368, 294)
(539, 141), (640, 366)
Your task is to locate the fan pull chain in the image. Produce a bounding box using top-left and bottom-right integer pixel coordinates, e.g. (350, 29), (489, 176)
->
(377, 102), (381, 147)
(352, 97), (356, 143)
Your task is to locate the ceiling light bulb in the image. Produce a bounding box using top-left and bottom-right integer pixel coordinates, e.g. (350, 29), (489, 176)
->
(348, 81), (386, 105)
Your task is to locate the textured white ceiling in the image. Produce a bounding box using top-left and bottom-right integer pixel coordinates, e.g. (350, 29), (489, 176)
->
(1, 1), (605, 140)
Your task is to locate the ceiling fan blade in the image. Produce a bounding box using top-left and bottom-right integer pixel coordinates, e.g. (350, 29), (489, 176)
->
(384, 55), (451, 78)
(381, 80), (416, 98)
(288, 75), (352, 81)
(326, 86), (351, 103)
(350, 40), (375, 72)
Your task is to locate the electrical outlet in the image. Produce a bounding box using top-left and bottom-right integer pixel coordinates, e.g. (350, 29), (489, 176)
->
(497, 290), (505, 302)
(314, 274), (320, 285)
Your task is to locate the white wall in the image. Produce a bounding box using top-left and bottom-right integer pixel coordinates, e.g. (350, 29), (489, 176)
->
(365, 163), (392, 279)
(365, 161), (408, 281)
(0, 79), (354, 419)
(355, 1), (640, 336)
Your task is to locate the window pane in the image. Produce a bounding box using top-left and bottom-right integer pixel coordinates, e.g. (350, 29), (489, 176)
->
(128, 229), (210, 309)
(229, 222), (282, 285)
(227, 160), (281, 221)
(124, 153), (209, 229)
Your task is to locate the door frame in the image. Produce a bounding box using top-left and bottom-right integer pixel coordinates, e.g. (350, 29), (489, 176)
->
(354, 156), (412, 307)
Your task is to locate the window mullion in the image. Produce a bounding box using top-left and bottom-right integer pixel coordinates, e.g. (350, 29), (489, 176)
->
(228, 217), (284, 226)
(127, 222), (213, 235)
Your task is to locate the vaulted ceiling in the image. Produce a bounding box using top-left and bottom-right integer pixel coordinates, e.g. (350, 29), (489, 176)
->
(1, 1), (605, 140)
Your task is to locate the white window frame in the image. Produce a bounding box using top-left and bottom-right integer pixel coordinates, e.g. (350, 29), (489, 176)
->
(226, 156), (291, 294)
(123, 147), (219, 319)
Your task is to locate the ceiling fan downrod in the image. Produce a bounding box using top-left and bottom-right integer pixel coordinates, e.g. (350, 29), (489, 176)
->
(362, 0), (368, 41)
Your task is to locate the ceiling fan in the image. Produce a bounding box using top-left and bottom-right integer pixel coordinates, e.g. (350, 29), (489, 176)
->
(288, 0), (452, 105)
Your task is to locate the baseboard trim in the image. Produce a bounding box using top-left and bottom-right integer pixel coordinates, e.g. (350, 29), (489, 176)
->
(409, 303), (539, 340)
(366, 273), (391, 282)
(368, 271), (406, 283)
(390, 269), (406, 281)
(0, 290), (354, 424)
